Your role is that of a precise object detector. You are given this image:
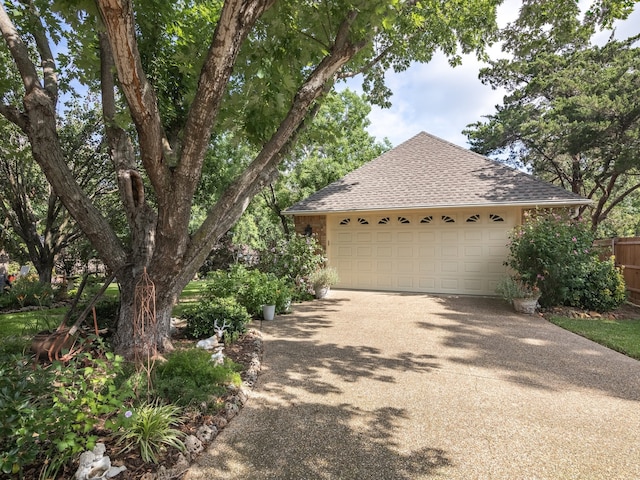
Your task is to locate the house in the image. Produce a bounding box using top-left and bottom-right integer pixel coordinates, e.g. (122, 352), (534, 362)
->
(285, 132), (590, 296)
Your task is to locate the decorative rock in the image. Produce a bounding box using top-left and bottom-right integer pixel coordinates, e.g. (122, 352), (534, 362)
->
(212, 416), (227, 430)
(225, 401), (240, 420)
(196, 424), (217, 443)
(74, 443), (127, 480)
(173, 453), (190, 470)
(155, 466), (170, 480)
(185, 434), (204, 456)
(236, 389), (248, 405)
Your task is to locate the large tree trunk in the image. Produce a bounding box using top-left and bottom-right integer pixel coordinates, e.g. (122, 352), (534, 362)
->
(112, 269), (180, 358)
(1, 1), (373, 360)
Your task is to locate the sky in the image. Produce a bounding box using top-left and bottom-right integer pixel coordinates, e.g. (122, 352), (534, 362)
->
(345, 1), (640, 149)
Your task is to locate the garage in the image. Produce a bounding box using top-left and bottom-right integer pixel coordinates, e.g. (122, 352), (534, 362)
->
(328, 208), (516, 295)
(287, 132), (590, 296)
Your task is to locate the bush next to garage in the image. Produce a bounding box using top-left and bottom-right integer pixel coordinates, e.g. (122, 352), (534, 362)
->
(183, 295), (251, 341)
(205, 265), (293, 317)
(507, 210), (626, 311)
(256, 233), (325, 300)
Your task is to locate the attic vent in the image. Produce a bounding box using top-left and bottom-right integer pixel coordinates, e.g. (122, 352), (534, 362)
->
(441, 215), (455, 223)
(420, 216), (433, 224)
(397, 216), (410, 224)
(466, 214), (480, 223)
(357, 217), (369, 225)
(378, 217), (390, 224)
(339, 218), (351, 225)
(490, 214), (505, 222)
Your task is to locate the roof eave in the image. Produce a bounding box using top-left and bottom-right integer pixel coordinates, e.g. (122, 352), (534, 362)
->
(284, 199), (592, 216)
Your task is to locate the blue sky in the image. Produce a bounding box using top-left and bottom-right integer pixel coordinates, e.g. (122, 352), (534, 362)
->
(347, 1), (640, 149)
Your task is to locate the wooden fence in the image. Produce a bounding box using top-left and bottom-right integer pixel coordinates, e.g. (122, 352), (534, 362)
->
(594, 237), (640, 305)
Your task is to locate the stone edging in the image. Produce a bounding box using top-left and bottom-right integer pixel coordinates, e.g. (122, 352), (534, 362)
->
(143, 328), (264, 480)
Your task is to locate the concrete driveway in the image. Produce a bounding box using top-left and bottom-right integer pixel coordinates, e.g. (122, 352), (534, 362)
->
(185, 291), (640, 479)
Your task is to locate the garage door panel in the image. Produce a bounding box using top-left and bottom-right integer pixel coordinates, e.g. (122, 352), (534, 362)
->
(397, 261), (414, 274)
(329, 211), (514, 295)
(464, 278), (483, 292)
(357, 260), (372, 272)
(418, 261), (435, 273)
(464, 246), (483, 257)
(442, 246), (459, 257)
(418, 277), (436, 289)
(441, 231), (459, 242)
(464, 262), (483, 273)
(464, 231), (483, 241)
(356, 232), (372, 242)
(397, 232), (414, 242)
(488, 230), (508, 241)
(418, 232), (436, 242)
(377, 232), (392, 242)
(377, 261), (393, 273)
(441, 278), (459, 290)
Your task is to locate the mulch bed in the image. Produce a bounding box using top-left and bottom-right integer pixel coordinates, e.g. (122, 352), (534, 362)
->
(17, 329), (263, 480)
(541, 302), (640, 321)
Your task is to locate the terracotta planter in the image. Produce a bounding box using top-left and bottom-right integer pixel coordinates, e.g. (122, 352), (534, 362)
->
(513, 297), (539, 314)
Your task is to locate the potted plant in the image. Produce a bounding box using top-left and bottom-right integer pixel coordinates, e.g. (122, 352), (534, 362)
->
(496, 275), (540, 314)
(257, 279), (278, 321)
(309, 267), (339, 299)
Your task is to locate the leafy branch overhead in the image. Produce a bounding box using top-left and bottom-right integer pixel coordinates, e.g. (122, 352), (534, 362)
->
(1, 0), (632, 356)
(465, 0), (640, 232)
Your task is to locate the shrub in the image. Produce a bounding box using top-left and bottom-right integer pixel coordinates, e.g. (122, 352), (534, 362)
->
(0, 275), (55, 309)
(256, 234), (325, 300)
(204, 265), (293, 317)
(506, 210), (626, 311)
(579, 256), (627, 312)
(183, 296), (251, 339)
(153, 348), (242, 407)
(0, 348), (133, 476)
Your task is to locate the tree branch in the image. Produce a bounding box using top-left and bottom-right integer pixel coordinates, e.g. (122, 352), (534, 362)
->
(181, 10), (366, 283)
(0, 4), (40, 94)
(0, 104), (28, 131)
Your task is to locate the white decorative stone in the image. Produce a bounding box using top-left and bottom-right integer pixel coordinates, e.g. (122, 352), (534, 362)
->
(196, 424), (217, 443)
(185, 434), (204, 456)
(74, 443), (127, 480)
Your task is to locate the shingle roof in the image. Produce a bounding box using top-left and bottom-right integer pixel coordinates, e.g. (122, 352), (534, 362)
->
(285, 131), (589, 214)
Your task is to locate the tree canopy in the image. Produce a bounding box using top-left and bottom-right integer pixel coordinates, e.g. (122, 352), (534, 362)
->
(465, 1), (640, 232)
(1, 0), (630, 356)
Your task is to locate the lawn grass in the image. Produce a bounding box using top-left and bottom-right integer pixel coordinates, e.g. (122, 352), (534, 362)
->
(548, 315), (640, 360)
(0, 280), (209, 340)
(0, 307), (67, 337)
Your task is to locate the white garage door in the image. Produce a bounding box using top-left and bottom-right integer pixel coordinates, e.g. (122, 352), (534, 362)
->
(328, 210), (516, 295)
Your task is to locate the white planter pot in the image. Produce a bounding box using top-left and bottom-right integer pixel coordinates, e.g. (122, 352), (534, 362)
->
(513, 297), (539, 315)
(262, 304), (276, 321)
(314, 286), (330, 299)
